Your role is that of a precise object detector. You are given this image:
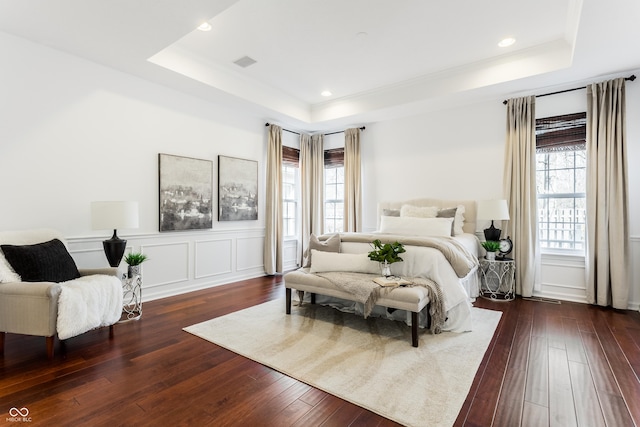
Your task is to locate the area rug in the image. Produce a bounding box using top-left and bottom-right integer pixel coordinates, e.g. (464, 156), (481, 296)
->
(184, 299), (501, 427)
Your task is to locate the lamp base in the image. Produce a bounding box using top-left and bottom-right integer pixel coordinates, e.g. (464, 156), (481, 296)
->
(483, 221), (501, 242)
(103, 229), (126, 267)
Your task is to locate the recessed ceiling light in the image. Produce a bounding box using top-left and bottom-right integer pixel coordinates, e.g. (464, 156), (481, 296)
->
(321, 90), (332, 97)
(498, 37), (516, 47)
(198, 22), (212, 32)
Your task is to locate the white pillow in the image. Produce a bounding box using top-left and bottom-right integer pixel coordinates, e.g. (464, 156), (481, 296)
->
(400, 205), (438, 218)
(309, 250), (379, 274)
(379, 216), (454, 237)
(454, 204), (466, 235)
(0, 252), (21, 283)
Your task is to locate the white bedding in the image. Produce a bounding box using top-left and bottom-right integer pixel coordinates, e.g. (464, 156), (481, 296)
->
(339, 235), (477, 332)
(307, 198), (481, 333)
(453, 233), (480, 258)
(312, 233), (477, 332)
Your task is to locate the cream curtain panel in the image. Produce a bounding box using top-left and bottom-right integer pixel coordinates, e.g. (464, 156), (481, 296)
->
(299, 133), (324, 266)
(586, 78), (630, 309)
(344, 128), (362, 232)
(503, 96), (538, 297)
(264, 125), (283, 275)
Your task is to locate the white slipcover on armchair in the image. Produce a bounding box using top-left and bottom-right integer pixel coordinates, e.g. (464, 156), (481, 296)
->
(0, 229), (123, 358)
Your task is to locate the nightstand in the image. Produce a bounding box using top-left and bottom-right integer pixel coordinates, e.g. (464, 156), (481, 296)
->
(479, 258), (515, 301)
(119, 274), (142, 322)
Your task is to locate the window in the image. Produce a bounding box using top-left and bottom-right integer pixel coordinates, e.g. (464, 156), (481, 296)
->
(282, 146), (299, 238)
(324, 148), (344, 233)
(535, 113), (586, 253)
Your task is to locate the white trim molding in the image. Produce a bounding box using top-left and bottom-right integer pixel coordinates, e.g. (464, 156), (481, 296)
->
(68, 228), (267, 302)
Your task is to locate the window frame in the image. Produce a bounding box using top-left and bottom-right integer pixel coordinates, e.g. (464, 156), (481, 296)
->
(282, 146), (300, 239)
(535, 112), (587, 255)
(324, 147), (345, 234)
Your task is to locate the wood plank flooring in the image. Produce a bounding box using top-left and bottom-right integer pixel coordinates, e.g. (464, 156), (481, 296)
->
(1, 276), (639, 426)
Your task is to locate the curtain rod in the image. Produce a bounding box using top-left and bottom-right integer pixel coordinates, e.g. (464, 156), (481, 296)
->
(265, 123), (365, 136)
(502, 74), (636, 105)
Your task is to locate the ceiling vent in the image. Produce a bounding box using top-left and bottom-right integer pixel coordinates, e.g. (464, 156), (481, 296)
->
(233, 56), (257, 68)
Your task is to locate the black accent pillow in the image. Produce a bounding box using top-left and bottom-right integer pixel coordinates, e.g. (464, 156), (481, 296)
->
(0, 239), (81, 283)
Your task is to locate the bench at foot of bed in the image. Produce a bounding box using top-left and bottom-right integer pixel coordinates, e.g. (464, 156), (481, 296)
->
(284, 269), (431, 347)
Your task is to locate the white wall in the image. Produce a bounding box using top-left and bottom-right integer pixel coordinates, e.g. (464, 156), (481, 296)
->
(362, 101), (506, 230)
(0, 32), (268, 301)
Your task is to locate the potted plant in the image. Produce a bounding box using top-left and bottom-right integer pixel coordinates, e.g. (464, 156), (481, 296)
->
(481, 240), (501, 260)
(367, 239), (406, 277)
(124, 252), (148, 278)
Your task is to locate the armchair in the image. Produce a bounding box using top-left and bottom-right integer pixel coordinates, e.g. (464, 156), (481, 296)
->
(0, 229), (123, 358)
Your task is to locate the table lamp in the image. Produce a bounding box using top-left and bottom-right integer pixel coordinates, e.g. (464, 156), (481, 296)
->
(91, 201), (139, 267)
(477, 199), (510, 241)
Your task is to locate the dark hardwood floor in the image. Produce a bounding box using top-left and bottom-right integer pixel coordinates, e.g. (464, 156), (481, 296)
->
(1, 276), (639, 426)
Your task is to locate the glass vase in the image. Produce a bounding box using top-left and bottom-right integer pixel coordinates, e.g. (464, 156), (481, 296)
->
(380, 261), (391, 277)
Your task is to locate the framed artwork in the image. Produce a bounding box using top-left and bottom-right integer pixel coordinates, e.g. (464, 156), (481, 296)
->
(218, 155), (258, 221)
(158, 153), (213, 232)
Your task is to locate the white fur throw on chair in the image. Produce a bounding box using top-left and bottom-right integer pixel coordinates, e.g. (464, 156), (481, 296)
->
(56, 275), (123, 340)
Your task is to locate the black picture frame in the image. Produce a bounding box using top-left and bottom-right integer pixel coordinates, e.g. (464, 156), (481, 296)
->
(158, 153), (213, 232)
(218, 155), (258, 221)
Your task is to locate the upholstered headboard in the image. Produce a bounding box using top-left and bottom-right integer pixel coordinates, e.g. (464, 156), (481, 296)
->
(377, 198), (477, 234)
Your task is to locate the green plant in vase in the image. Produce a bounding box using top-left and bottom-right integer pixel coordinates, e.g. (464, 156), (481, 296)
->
(481, 240), (501, 260)
(368, 239), (406, 277)
(124, 252), (148, 278)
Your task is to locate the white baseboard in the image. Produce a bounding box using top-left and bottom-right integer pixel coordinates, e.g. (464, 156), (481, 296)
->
(533, 289), (639, 311)
(142, 270), (267, 303)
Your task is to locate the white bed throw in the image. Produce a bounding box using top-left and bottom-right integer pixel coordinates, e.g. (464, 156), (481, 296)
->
(57, 275), (123, 340)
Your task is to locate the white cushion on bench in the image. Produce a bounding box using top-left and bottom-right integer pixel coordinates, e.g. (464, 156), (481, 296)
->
(309, 250), (379, 274)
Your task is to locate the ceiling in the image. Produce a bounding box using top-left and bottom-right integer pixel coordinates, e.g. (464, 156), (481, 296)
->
(1, 0), (639, 131)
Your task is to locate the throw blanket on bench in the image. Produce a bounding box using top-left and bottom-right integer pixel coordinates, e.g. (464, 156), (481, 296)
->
(316, 272), (445, 334)
(57, 275), (123, 340)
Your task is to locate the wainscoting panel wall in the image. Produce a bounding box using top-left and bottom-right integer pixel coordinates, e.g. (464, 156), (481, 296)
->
(283, 239), (299, 272)
(536, 253), (587, 304)
(68, 228), (266, 302)
(236, 236), (264, 271)
(141, 241), (190, 288)
(195, 238), (233, 278)
(535, 236), (640, 310)
(68, 232), (639, 311)
(630, 236), (640, 311)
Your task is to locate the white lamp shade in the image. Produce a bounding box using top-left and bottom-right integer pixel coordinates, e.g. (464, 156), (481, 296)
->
(91, 201), (139, 230)
(476, 199), (510, 221)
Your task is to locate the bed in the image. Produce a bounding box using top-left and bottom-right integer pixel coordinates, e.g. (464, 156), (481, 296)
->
(292, 198), (481, 333)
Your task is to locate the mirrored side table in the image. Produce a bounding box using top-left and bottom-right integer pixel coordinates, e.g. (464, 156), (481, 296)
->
(479, 258), (515, 301)
(119, 274), (142, 322)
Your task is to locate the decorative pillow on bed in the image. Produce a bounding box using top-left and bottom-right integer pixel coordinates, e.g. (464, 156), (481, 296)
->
(437, 207), (457, 236)
(304, 233), (341, 267)
(0, 239), (81, 283)
(309, 250), (379, 274)
(400, 204), (438, 218)
(379, 215), (454, 237)
(0, 251), (22, 283)
(453, 204), (466, 235)
(381, 208), (400, 217)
